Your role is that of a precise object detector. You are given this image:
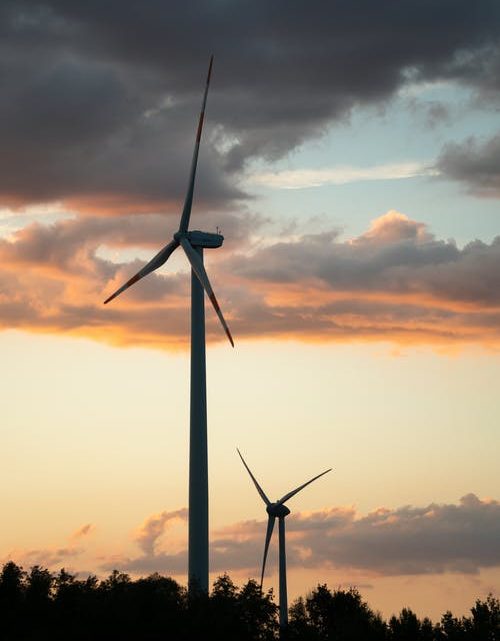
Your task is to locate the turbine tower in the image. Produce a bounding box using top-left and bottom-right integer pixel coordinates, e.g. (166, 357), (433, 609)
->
(104, 56), (233, 593)
(237, 449), (331, 630)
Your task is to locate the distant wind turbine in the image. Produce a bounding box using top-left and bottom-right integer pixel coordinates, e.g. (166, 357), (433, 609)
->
(104, 56), (233, 593)
(237, 449), (331, 629)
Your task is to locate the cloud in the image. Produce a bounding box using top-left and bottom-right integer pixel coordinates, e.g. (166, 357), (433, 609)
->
(71, 524), (95, 540)
(2, 546), (83, 570)
(249, 163), (434, 190)
(354, 210), (433, 244)
(1, 1), (499, 207)
(284, 494), (500, 575)
(228, 211), (500, 307)
(437, 133), (500, 197)
(101, 494), (500, 578)
(2, 210), (500, 348)
(1, 523), (95, 570)
(134, 509), (188, 557)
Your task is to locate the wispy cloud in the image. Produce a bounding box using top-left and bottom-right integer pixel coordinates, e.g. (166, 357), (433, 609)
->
(2, 546), (84, 570)
(248, 163), (436, 190)
(71, 524), (95, 540)
(135, 509), (188, 557)
(2, 523), (95, 570)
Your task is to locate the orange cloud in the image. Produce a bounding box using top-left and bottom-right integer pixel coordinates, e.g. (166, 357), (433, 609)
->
(2, 210), (500, 349)
(355, 210), (432, 245)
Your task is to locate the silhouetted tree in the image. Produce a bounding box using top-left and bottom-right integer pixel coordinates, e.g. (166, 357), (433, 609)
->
(420, 616), (436, 641)
(0, 561), (498, 641)
(288, 596), (319, 640)
(207, 574), (241, 638)
(389, 607), (424, 641)
(197, 575), (277, 640)
(289, 585), (386, 641)
(438, 611), (467, 641)
(0, 561), (26, 639)
(237, 579), (278, 640)
(52, 569), (100, 640)
(129, 573), (186, 639)
(463, 594), (500, 641)
(25, 565), (53, 638)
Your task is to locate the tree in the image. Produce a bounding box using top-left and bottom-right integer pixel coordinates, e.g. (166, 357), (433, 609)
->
(389, 607), (423, 641)
(25, 565), (54, 636)
(420, 616), (437, 641)
(201, 575), (278, 641)
(0, 560), (498, 641)
(289, 585), (387, 641)
(0, 561), (26, 639)
(438, 611), (466, 641)
(288, 596), (319, 640)
(237, 579), (278, 640)
(464, 594), (500, 641)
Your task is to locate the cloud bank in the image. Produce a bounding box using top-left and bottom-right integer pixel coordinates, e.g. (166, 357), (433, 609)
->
(101, 494), (500, 578)
(5, 496), (498, 581)
(1, 0), (499, 207)
(1, 210), (500, 348)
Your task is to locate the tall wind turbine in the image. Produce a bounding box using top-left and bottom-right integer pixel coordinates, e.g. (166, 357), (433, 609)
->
(237, 449), (331, 629)
(104, 56), (233, 593)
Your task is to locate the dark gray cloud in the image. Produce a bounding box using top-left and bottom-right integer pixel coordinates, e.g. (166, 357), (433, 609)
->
(100, 494), (500, 577)
(287, 494), (500, 576)
(228, 212), (500, 306)
(437, 133), (500, 197)
(1, 0), (499, 206)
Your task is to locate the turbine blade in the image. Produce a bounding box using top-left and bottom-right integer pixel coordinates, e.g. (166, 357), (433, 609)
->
(261, 515), (276, 588)
(277, 468), (332, 506)
(237, 449), (270, 506)
(103, 239), (178, 304)
(178, 55), (214, 233)
(180, 237), (234, 347)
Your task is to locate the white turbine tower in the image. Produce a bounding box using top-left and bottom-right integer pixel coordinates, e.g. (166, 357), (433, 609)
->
(237, 449), (331, 629)
(104, 56), (233, 593)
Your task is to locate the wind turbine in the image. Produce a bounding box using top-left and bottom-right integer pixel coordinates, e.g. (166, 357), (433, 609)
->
(104, 56), (233, 593)
(237, 449), (331, 629)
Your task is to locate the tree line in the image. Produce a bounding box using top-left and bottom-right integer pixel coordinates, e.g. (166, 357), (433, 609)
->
(0, 561), (498, 640)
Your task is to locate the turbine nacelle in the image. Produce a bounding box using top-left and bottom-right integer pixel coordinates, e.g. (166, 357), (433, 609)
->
(267, 503), (291, 518)
(174, 230), (224, 248)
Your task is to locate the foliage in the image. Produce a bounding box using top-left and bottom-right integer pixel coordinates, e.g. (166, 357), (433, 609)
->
(288, 585), (386, 640)
(0, 562), (497, 640)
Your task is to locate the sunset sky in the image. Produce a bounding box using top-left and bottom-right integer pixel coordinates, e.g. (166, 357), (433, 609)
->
(1, 0), (500, 621)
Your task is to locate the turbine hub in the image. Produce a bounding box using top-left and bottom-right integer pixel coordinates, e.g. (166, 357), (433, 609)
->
(267, 503), (290, 518)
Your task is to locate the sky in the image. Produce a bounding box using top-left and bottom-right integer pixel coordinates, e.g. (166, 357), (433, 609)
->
(1, 0), (500, 621)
